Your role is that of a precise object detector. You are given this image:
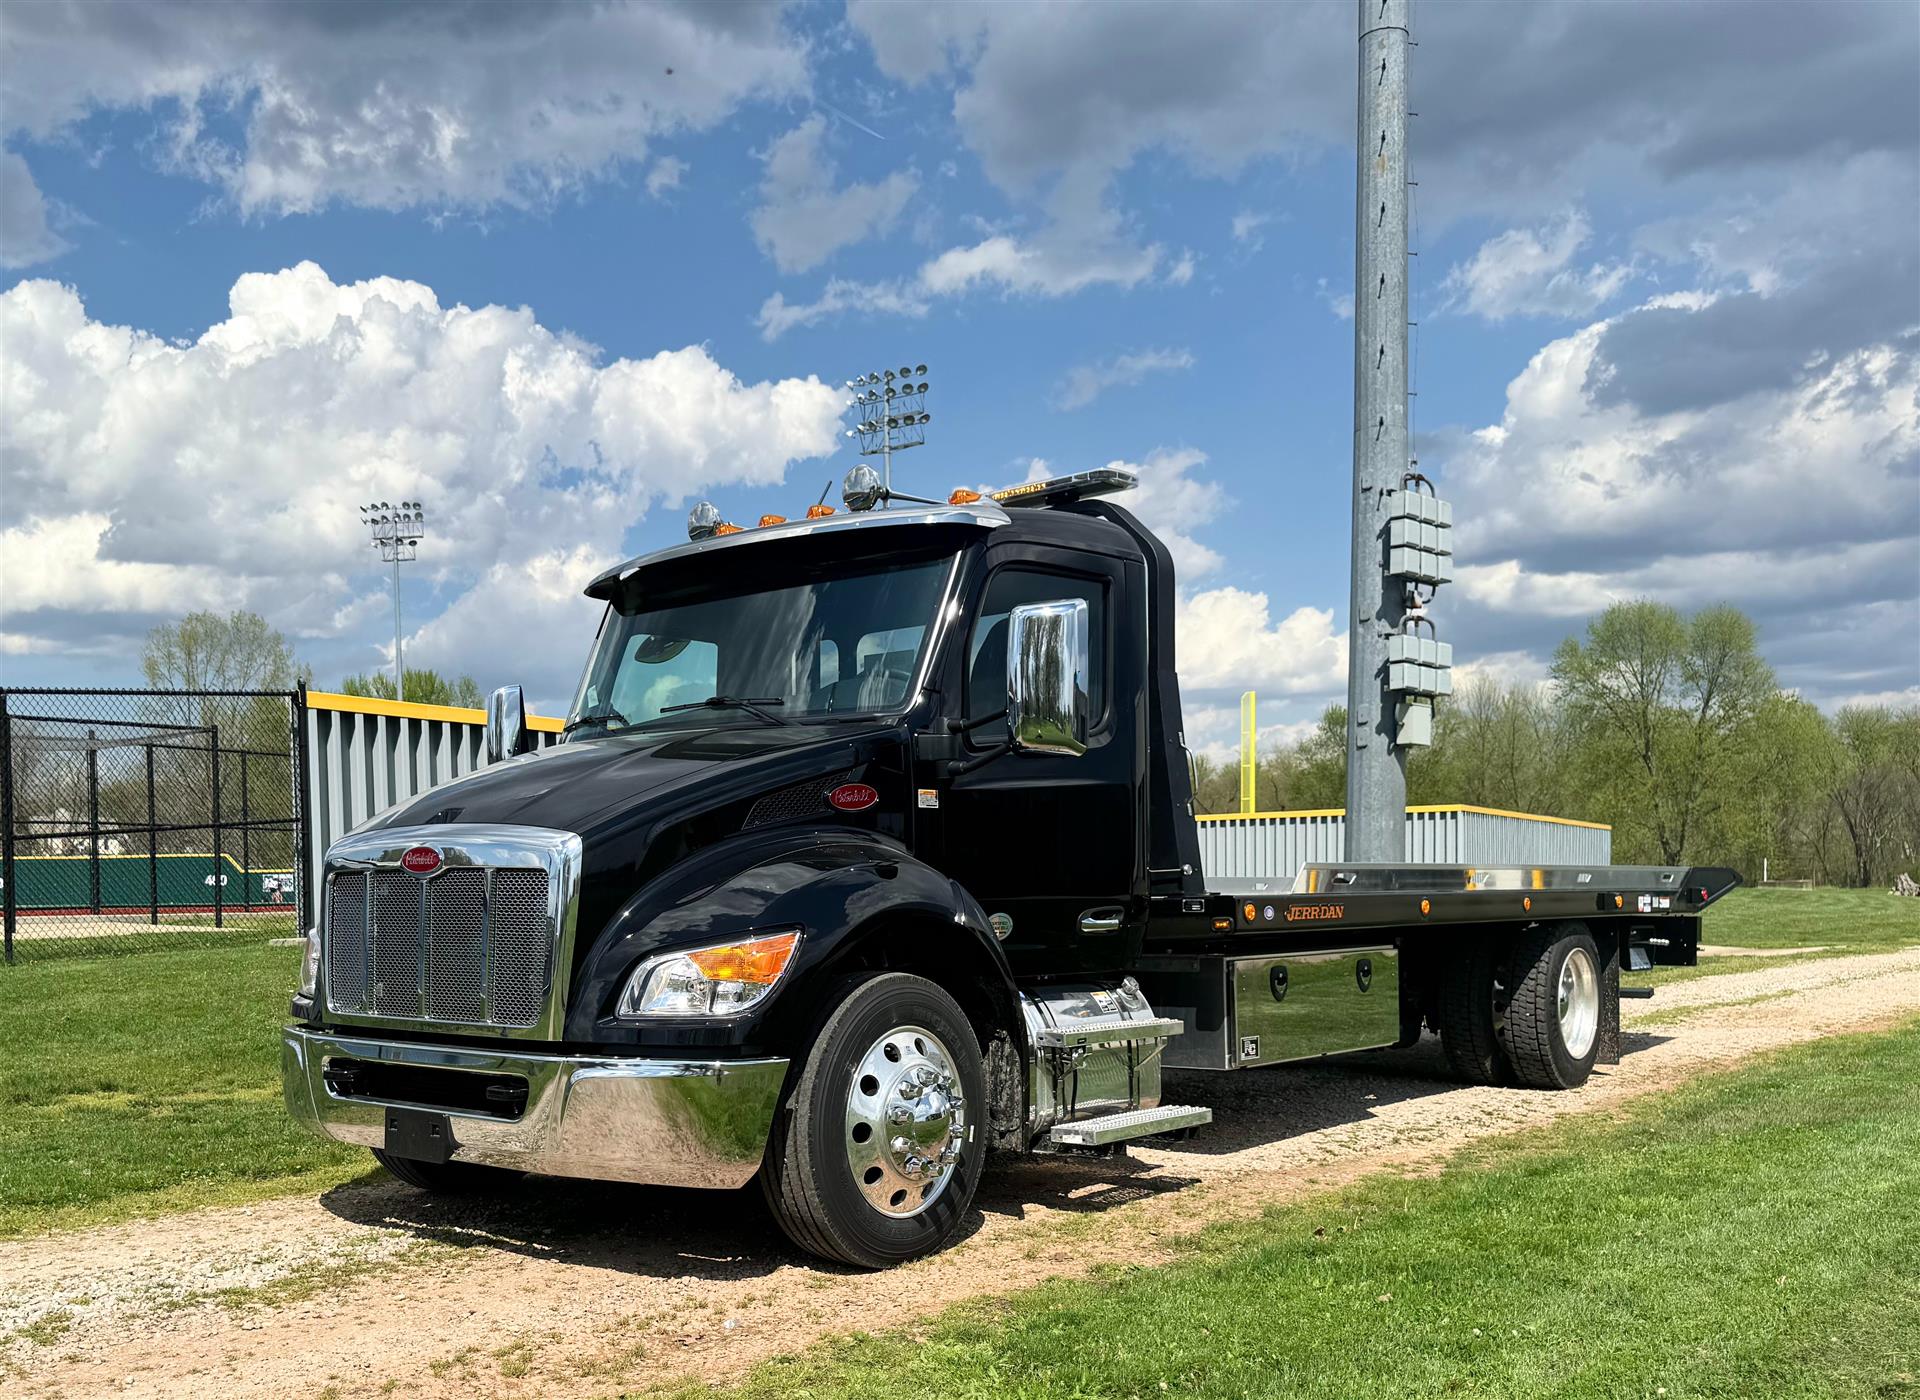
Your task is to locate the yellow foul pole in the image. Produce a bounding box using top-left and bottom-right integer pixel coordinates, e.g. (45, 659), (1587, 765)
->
(1238, 690), (1256, 813)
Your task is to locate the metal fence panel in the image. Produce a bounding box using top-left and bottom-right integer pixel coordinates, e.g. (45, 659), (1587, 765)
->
(300, 691), (560, 911)
(1197, 806), (1611, 884)
(1, 688), (304, 962)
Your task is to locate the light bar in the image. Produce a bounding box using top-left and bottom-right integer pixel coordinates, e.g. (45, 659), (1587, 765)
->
(989, 467), (1137, 509)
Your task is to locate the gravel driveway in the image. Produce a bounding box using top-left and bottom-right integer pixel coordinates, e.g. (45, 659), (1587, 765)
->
(4, 946), (1916, 1399)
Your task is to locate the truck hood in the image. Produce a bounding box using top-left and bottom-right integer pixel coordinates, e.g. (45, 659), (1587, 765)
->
(366, 721), (889, 837)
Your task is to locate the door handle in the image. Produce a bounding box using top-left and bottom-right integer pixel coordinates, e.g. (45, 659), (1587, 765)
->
(1078, 908), (1125, 933)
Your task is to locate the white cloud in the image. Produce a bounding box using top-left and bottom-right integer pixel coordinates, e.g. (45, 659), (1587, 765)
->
(0, 4), (805, 215)
(1315, 277), (1353, 320)
(750, 116), (918, 273)
(0, 263), (846, 705)
(0, 150), (67, 268)
(1440, 210), (1633, 321)
(1165, 250), (1196, 286)
(1053, 347), (1195, 411)
(1231, 210), (1271, 249)
(756, 277), (933, 342)
(1176, 590), (1347, 695)
(645, 156), (687, 199)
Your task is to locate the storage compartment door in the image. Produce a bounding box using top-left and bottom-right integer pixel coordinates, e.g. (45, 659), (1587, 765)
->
(1231, 947), (1400, 1067)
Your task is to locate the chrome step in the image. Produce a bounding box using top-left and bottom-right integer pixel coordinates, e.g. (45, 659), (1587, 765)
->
(1031, 1015), (1185, 1050)
(1048, 1104), (1211, 1147)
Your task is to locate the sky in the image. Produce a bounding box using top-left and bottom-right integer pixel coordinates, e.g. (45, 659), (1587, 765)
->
(1, 0), (1916, 758)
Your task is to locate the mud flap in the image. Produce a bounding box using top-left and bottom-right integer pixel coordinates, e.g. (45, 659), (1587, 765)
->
(1597, 936), (1621, 1066)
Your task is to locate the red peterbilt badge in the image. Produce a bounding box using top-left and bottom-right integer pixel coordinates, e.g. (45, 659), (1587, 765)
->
(400, 846), (442, 874)
(826, 783), (879, 812)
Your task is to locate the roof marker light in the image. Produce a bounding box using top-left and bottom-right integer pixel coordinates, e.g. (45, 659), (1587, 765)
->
(713, 522), (744, 536)
(948, 488), (982, 505)
(806, 504), (835, 519)
(758, 514), (787, 528)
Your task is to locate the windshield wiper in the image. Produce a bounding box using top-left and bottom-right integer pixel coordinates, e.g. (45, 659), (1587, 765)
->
(659, 695), (789, 726)
(563, 703), (631, 737)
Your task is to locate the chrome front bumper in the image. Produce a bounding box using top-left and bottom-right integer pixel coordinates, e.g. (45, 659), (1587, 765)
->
(282, 1027), (789, 1190)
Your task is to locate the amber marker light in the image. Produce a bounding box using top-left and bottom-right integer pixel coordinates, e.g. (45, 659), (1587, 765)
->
(1523, 896), (1533, 912)
(1211, 916), (1233, 932)
(713, 522), (744, 536)
(1614, 894), (1625, 909)
(806, 504), (835, 519)
(687, 930), (800, 985)
(1419, 898), (1431, 916)
(758, 514), (788, 527)
(1243, 902), (1258, 922)
(949, 488), (983, 505)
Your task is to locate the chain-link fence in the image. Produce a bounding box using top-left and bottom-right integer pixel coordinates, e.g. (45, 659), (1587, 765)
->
(1, 688), (309, 962)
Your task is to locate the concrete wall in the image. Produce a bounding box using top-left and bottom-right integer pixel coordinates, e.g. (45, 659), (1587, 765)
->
(1197, 806), (1612, 883)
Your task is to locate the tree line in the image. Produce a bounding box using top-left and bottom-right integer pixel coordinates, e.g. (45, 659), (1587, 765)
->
(1192, 601), (1920, 887)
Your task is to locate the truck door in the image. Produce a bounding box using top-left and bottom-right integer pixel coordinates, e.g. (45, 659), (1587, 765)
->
(940, 551), (1147, 979)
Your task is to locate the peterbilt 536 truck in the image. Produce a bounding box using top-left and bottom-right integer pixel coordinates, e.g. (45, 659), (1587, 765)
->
(283, 466), (1736, 1267)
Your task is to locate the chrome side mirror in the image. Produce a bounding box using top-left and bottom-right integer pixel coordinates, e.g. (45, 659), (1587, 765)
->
(486, 685), (532, 763)
(1006, 599), (1089, 757)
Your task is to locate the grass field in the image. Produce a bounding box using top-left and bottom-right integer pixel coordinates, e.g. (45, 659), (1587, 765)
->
(691, 1018), (1920, 1400)
(1636, 885), (1920, 986)
(0, 942), (364, 1239)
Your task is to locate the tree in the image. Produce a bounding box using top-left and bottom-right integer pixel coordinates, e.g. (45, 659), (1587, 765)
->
(1827, 706), (1919, 887)
(339, 669), (486, 709)
(142, 610), (306, 692)
(1551, 601), (1775, 865)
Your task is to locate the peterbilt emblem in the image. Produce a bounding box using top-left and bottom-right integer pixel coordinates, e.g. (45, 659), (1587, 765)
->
(400, 846), (442, 874)
(826, 783), (879, 812)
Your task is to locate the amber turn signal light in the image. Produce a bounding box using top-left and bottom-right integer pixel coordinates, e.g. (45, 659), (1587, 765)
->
(949, 488), (983, 505)
(1242, 902), (1257, 922)
(686, 930), (800, 985)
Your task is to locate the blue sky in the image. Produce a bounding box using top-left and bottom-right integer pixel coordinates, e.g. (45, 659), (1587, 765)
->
(2, 1), (1915, 755)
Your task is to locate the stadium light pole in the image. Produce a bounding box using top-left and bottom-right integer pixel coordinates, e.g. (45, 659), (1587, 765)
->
(843, 364), (931, 498)
(360, 500), (426, 702)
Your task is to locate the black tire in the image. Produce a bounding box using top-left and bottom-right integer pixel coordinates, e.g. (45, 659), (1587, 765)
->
(372, 1149), (518, 1193)
(1438, 934), (1511, 1086)
(762, 972), (987, 1269)
(1501, 923), (1604, 1089)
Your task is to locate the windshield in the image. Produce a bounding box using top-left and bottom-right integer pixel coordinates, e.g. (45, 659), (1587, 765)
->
(567, 551), (955, 735)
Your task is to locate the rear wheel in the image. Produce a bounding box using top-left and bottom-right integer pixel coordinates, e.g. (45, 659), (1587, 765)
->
(762, 972), (986, 1268)
(372, 1149), (518, 1193)
(1502, 923), (1603, 1089)
(1437, 935), (1511, 1086)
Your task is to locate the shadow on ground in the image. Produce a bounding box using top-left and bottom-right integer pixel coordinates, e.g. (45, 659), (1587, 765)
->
(318, 1029), (1671, 1276)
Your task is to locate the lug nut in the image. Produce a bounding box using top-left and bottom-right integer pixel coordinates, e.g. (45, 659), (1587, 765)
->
(887, 1105), (912, 1124)
(890, 1136), (913, 1156)
(902, 1156), (926, 1178)
(923, 1161), (945, 1179)
(916, 1065), (940, 1086)
(897, 1079), (920, 1099)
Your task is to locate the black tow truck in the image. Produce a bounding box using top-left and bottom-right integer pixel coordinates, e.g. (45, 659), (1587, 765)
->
(283, 467), (1737, 1267)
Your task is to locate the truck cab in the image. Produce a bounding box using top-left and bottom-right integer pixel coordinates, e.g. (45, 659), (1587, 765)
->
(283, 468), (1733, 1267)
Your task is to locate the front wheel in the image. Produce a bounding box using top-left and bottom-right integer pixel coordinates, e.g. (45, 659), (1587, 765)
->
(762, 972), (987, 1268)
(1502, 923), (1604, 1089)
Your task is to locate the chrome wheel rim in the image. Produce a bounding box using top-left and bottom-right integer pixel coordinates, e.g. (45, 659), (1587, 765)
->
(843, 1024), (967, 1218)
(1557, 945), (1600, 1059)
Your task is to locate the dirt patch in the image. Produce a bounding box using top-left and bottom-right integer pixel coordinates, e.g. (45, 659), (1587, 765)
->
(4, 947), (1917, 1399)
(1696, 943), (1830, 958)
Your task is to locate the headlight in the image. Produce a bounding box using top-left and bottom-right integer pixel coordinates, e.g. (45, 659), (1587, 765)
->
(298, 924), (321, 998)
(616, 929), (800, 1018)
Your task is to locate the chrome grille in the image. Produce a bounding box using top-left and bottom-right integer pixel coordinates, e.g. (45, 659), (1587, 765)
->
(425, 868), (488, 1022)
(489, 871), (551, 1026)
(326, 863), (555, 1030)
(370, 871), (424, 1017)
(327, 872), (368, 1009)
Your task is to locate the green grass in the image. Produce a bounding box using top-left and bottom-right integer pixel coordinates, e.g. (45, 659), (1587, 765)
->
(6, 910), (298, 963)
(1633, 885), (1920, 986)
(0, 942), (365, 1238)
(686, 1020), (1920, 1400)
